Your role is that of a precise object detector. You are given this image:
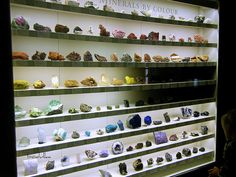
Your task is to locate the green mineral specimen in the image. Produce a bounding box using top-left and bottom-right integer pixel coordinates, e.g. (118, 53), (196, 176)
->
(29, 107), (43, 118)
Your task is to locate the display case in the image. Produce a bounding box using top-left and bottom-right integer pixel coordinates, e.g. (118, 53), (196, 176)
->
(11, 0), (219, 176)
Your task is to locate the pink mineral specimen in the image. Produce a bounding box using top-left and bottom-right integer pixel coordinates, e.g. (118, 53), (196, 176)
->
(112, 30), (125, 38)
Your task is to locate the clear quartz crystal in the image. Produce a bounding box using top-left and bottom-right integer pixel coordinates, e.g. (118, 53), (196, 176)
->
(51, 75), (59, 88)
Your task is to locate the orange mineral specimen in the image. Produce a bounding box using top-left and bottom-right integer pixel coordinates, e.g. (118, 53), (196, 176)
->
(12, 52), (29, 60)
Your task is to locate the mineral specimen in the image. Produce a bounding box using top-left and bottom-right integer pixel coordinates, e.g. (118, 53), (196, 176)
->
(61, 156), (70, 166)
(80, 103), (92, 112)
(162, 35), (166, 41)
(182, 57), (190, 62)
(188, 37), (193, 42)
(33, 23), (51, 32)
(169, 34), (176, 41)
(153, 132), (168, 144)
(115, 105), (120, 109)
(170, 53), (181, 62)
(127, 33), (137, 39)
(126, 146), (133, 151)
(112, 30), (125, 38)
(37, 127), (46, 144)
(33, 80), (45, 89)
(99, 149), (109, 158)
(51, 75), (59, 88)
(156, 157), (164, 164)
(18, 137), (30, 147)
(133, 159), (143, 171)
(193, 34), (206, 43)
(176, 152), (182, 159)
(12, 51), (29, 60)
(117, 120), (124, 131)
(152, 55), (163, 62)
(140, 10), (152, 17)
(80, 77), (97, 86)
(126, 114), (141, 129)
(112, 141), (124, 154)
(85, 150), (97, 159)
(87, 26), (93, 35)
(99, 169), (112, 177)
(199, 147), (205, 152)
(173, 117), (180, 121)
(45, 100), (63, 115)
(135, 100), (145, 106)
(181, 131), (188, 139)
(201, 126), (208, 135)
(146, 140), (152, 147)
(148, 31), (159, 41)
(55, 24), (69, 33)
(53, 128), (67, 141)
(15, 105), (26, 119)
(48, 51), (65, 60)
(169, 134), (178, 141)
(45, 160), (54, 170)
(131, 9), (139, 15)
(181, 107), (192, 118)
(165, 153), (172, 162)
(96, 129), (104, 135)
(120, 53), (132, 62)
(147, 158), (154, 166)
(99, 24), (110, 37)
(71, 131), (80, 139)
(23, 159), (38, 175)
(140, 34), (148, 40)
(83, 51), (93, 61)
(84, 1), (99, 9)
(169, 15), (175, 20)
(119, 163), (127, 175)
(111, 78), (124, 85)
(179, 38), (185, 42)
(105, 124), (117, 133)
(14, 80), (30, 89)
(190, 132), (199, 136)
(135, 143), (143, 149)
(85, 131), (91, 137)
(153, 120), (162, 125)
(64, 80), (79, 87)
(106, 105), (112, 110)
(96, 106), (101, 111)
(68, 108), (79, 114)
(32, 51), (46, 60)
(73, 26), (82, 35)
(66, 0), (80, 6)
(144, 115), (152, 125)
(193, 111), (200, 117)
(125, 76), (136, 84)
(124, 100), (130, 107)
(111, 53), (118, 62)
(194, 15), (205, 23)
(134, 53), (142, 62)
(144, 53), (151, 62)
(66, 51), (81, 61)
(94, 54), (107, 62)
(163, 112), (171, 123)
(103, 4), (114, 12)
(201, 111), (209, 116)
(192, 147), (198, 153)
(182, 148), (191, 156)
(11, 16), (29, 30)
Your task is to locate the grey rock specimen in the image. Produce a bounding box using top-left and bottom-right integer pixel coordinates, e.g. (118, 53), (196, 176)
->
(71, 131), (80, 139)
(19, 137), (30, 147)
(85, 150), (97, 159)
(99, 169), (112, 177)
(156, 157), (164, 164)
(119, 162), (127, 175)
(45, 160), (54, 170)
(80, 103), (92, 112)
(182, 148), (191, 156)
(83, 51), (93, 61)
(120, 53), (132, 62)
(165, 152), (172, 162)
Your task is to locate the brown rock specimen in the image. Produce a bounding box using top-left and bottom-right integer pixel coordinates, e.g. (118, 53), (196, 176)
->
(144, 53), (151, 62)
(148, 32), (159, 41)
(94, 54), (107, 62)
(198, 55), (209, 62)
(81, 77), (97, 86)
(66, 51), (81, 61)
(64, 80), (79, 87)
(48, 52), (65, 61)
(12, 52), (29, 60)
(99, 24), (110, 37)
(169, 134), (179, 141)
(179, 38), (185, 42)
(32, 51), (46, 60)
(111, 78), (124, 85)
(111, 53), (118, 62)
(140, 34), (148, 40)
(55, 24), (69, 33)
(152, 55), (163, 62)
(134, 53), (142, 62)
(127, 33), (137, 39)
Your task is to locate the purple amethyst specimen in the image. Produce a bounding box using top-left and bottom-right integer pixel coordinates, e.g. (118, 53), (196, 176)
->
(153, 132), (168, 145)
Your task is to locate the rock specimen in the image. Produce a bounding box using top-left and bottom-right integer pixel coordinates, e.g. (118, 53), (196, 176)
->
(111, 78), (124, 85)
(105, 124), (117, 133)
(135, 76), (144, 84)
(179, 38), (185, 42)
(182, 148), (191, 156)
(99, 24), (110, 37)
(73, 26), (82, 34)
(84, 1), (99, 9)
(190, 132), (199, 137)
(94, 54), (107, 62)
(148, 31), (159, 40)
(45, 160), (54, 170)
(45, 100), (63, 115)
(140, 34), (148, 40)
(32, 51), (46, 60)
(169, 15), (175, 20)
(85, 131), (91, 137)
(125, 76), (136, 84)
(181, 131), (188, 139)
(111, 53), (119, 62)
(64, 80), (79, 87)
(134, 53), (142, 62)
(53, 128), (67, 141)
(156, 157), (164, 164)
(170, 53), (181, 62)
(152, 55), (163, 62)
(15, 105), (26, 119)
(99, 149), (109, 158)
(103, 4), (114, 12)
(133, 159), (143, 171)
(146, 140), (152, 147)
(165, 152), (172, 162)
(66, 0), (80, 7)
(147, 158), (154, 166)
(135, 143), (143, 149)
(117, 120), (124, 131)
(126, 146), (133, 151)
(140, 10), (152, 17)
(201, 126), (208, 135)
(112, 141), (124, 155)
(55, 24), (69, 33)
(153, 132), (168, 144)
(169, 34), (176, 41)
(144, 115), (152, 125)
(23, 159), (38, 175)
(199, 147), (205, 152)
(61, 156), (70, 166)
(33, 23), (51, 32)
(71, 131), (80, 139)
(193, 111), (200, 117)
(80, 103), (92, 112)
(11, 16), (29, 30)
(176, 152), (182, 159)
(99, 169), (112, 177)
(80, 77), (97, 86)
(120, 53), (132, 62)
(37, 127), (46, 144)
(144, 53), (151, 62)
(127, 33), (137, 39)
(14, 80), (30, 89)
(126, 114), (141, 129)
(66, 51), (81, 61)
(112, 30), (125, 38)
(85, 150), (97, 159)
(33, 80), (45, 89)
(163, 112), (171, 123)
(18, 137), (30, 147)
(182, 57), (190, 62)
(194, 15), (205, 23)
(153, 120), (162, 125)
(173, 117), (180, 121)
(169, 134), (178, 141)
(162, 35), (166, 41)
(124, 100), (130, 107)
(96, 106), (101, 111)
(201, 111), (209, 116)
(119, 163), (127, 175)
(181, 107), (192, 118)
(116, 104), (121, 108)
(83, 51), (93, 61)
(193, 34), (207, 43)
(193, 147), (198, 153)
(131, 9), (139, 15)
(96, 129), (104, 135)
(48, 51), (65, 60)
(12, 51), (29, 60)
(68, 108), (79, 114)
